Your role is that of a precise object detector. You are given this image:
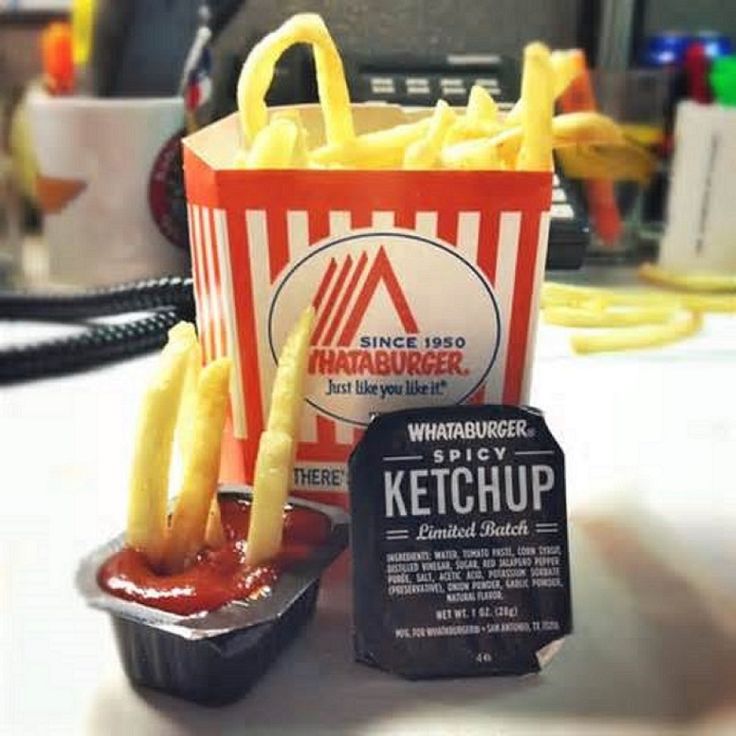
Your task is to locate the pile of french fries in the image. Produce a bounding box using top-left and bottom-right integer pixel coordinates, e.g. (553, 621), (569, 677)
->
(126, 307), (314, 574)
(543, 264), (736, 354)
(233, 13), (645, 174)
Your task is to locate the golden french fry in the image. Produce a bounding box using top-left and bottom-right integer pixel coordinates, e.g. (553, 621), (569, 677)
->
(271, 109), (310, 168)
(545, 304), (676, 327)
(163, 358), (232, 573)
(441, 125), (520, 170)
(442, 117), (505, 146)
(246, 305), (315, 566)
(678, 293), (736, 312)
(245, 117), (299, 168)
(505, 49), (581, 126)
(466, 84), (498, 123)
(550, 112), (624, 147)
(126, 322), (197, 567)
(517, 42), (554, 172)
(176, 338), (202, 459)
(550, 50), (581, 98)
(440, 135), (507, 170)
(310, 118), (431, 169)
(291, 120), (310, 169)
(542, 281), (609, 308)
(571, 311), (702, 354)
(557, 142), (656, 183)
(204, 496), (226, 549)
(267, 305), (315, 436)
(639, 262), (736, 293)
(174, 339), (225, 550)
(237, 13), (353, 147)
(543, 281), (687, 311)
(403, 100), (456, 169)
(245, 430), (293, 567)
(543, 280), (736, 314)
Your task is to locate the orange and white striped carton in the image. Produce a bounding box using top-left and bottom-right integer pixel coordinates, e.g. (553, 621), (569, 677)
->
(183, 106), (552, 507)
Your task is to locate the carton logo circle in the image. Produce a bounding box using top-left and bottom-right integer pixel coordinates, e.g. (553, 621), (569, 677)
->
(268, 229), (501, 426)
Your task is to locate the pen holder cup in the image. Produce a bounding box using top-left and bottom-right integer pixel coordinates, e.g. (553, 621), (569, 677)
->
(27, 92), (189, 286)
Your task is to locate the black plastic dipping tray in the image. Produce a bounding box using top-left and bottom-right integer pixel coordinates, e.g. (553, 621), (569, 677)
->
(76, 486), (349, 706)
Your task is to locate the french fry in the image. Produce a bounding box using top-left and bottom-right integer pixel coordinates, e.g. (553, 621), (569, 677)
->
(246, 305), (315, 566)
(126, 322), (197, 568)
(517, 42), (554, 171)
(557, 142), (656, 183)
(442, 117), (505, 147)
(639, 262), (736, 293)
(310, 118), (431, 169)
(237, 13), (353, 147)
(544, 281), (682, 311)
(176, 337), (202, 459)
(545, 304), (676, 327)
(245, 117), (299, 169)
(543, 280), (736, 314)
(204, 497), (226, 549)
(571, 311), (702, 354)
(550, 50), (582, 99)
(505, 49), (580, 126)
(267, 306), (316, 436)
(403, 100), (456, 169)
(678, 293), (736, 312)
(175, 338), (225, 549)
(163, 358), (232, 573)
(272, 110), (311, 168)
(245, 430), (294, 567)
(542, 281), (610, 308)
(549, 112), (623, 147)
(466, 84), (498, 124)
(440, 135), (507, 170)
(543, 281), (677, 308)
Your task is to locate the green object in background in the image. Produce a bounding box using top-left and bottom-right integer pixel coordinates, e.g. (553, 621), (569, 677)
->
(710, 55), (736, 107)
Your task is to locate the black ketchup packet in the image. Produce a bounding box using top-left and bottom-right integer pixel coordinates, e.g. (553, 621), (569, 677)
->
(348, 404), (572, 679)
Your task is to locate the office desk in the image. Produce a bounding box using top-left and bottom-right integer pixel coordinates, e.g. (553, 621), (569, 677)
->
(1, 268), (734, 735)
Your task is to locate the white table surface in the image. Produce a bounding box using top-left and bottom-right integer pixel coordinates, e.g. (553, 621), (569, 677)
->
(1, 269), (735, 735)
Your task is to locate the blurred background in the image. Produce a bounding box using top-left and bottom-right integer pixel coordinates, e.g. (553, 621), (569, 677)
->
(2, 1), (736, 288)
(0, 0), (735, 372)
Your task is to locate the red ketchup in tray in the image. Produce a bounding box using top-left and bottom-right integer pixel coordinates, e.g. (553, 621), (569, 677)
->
(98, 499), (331, 616)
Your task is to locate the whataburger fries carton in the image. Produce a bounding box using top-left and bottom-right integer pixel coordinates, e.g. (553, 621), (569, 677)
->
(182, 105), (552, 505)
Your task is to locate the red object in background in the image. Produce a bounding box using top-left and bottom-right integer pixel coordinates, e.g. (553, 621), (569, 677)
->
(559, 50), (623, 247)
(41, 22), (75, 95)
(683, 42), (712, 103)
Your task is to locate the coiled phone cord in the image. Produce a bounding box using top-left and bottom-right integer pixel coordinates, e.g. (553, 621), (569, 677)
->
(0, 276), (195, 384)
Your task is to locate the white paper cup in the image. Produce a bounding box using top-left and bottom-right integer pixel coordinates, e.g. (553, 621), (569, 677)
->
(660, 101), (736, 273)
(27, 92), (190, 286)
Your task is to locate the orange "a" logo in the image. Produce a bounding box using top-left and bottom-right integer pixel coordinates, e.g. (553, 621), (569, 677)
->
(311, 247), (419, 347)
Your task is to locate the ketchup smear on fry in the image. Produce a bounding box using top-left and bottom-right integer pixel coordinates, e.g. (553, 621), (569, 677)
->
(98, 499), (330, 616)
